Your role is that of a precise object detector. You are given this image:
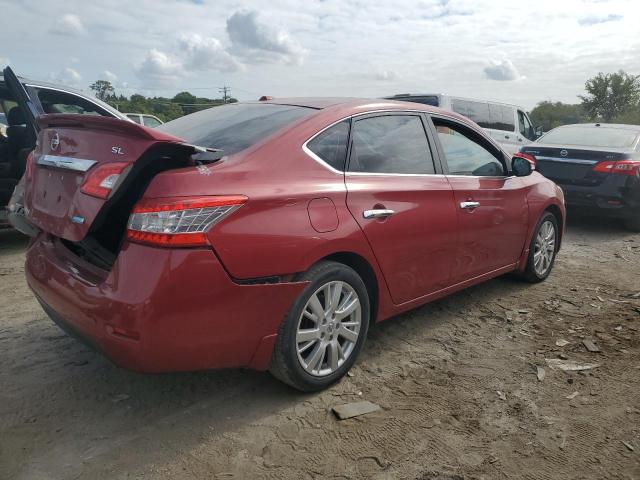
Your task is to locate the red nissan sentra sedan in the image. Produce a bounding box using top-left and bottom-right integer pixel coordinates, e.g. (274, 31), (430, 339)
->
(12, 97), (564, 391)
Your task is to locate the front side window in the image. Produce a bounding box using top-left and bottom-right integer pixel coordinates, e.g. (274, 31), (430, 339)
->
(306, 120), (350, 171)
(127, 114), (142, 124)
(348, 115), (435, 174)
(434, 119), (505, 176)
(143, 116), (162, 128)
(518, 110), (535, 140)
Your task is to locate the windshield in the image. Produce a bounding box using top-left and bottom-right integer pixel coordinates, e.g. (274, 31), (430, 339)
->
(538, 125), (639, 148)
(159, 103), (316, 155)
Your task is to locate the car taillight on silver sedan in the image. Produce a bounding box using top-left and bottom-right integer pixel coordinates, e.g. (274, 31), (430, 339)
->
(126, 195), (247, 247)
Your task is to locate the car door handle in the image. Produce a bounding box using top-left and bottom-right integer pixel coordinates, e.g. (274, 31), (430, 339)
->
(460, 201), (480, 210)
(363, 209), (395, 219)
(504, 135), (510, 139)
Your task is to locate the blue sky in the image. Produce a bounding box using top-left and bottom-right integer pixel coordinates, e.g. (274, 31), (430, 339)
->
(1, 0), (638, 109)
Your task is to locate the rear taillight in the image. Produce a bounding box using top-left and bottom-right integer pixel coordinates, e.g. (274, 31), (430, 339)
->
(80, 162), (130, 199)
(126, 195), (248, 247)
(593, 160), (640, 176)
(25, 151), (35, 181)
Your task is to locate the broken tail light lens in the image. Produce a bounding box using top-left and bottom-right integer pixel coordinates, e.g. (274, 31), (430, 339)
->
(592, 160), (640, 176)
(81, 162), (130, 199)
(126, 195), (248, 247)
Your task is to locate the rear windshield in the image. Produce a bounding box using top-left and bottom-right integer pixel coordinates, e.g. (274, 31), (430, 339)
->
(539, 125), (639, 148)
(159, 103), (316, 155)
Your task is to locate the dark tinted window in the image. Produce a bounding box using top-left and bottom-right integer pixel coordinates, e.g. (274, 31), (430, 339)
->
(35, 88), (108, 116)
(518, 110), (536, 140)
(349, 115), (435, 174)
(391, 95), (439, 106)
(307, 120), (350, 171)
(159, 103), (315, 155)
(434, 120), (505, 176)
(452, 100), (492, 129)
(538, 125), (639, 148)
(488, 104), (515, 132)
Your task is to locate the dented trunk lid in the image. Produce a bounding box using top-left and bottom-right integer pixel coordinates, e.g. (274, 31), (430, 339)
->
(25, 114), (187, 241)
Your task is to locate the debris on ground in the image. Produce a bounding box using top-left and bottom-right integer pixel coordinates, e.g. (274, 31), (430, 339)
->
(556, 339), (570, 347)
(545, 359), (601, 371)
(566, 391), (579, 400)
(496, 391), (507, 401)
(582, 339), (601, 353)
(536, 366), (546, 381)
(332, 401), (380, 420)
(622, 441), (635, 452)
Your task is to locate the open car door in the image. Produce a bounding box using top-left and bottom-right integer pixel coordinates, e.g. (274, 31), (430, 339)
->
(2, 66), (41, 145)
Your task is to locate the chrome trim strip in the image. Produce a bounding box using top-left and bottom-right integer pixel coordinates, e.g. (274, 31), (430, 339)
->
(36, 155), (97, 172)
(535, 156), (598, 165)
(345, 172), (446, 178)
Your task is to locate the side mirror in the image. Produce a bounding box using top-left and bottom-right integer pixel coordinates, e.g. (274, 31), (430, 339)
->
(535, 126), (544, 138)
(512, 153), (536, 177)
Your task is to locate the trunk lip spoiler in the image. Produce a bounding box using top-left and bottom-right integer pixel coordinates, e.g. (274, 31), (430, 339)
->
(36, 154), (97, 172)
(36, 113), (185, 143)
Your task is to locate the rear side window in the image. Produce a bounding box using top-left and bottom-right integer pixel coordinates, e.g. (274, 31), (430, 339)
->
(348, 115), (435, 174)
(488, 104), (515, 132)
(452, 100), (491, 129)
(306, 120), (350, 171)
(35, 88), (109, 116)
(434, 119), (505, 176)
(127, 114), (142, 124)
(159, 103), (315, 155)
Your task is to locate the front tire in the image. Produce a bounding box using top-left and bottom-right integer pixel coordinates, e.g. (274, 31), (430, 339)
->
(270, 261), (370, 391)
(521, 211), (559, 283)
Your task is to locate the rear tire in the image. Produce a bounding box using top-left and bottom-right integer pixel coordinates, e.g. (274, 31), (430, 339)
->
(624, 216), (640, 232)
(269, 261), (370, 392)
(520, 211), (559, 283)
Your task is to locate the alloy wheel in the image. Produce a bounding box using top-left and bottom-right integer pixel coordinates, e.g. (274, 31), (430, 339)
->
(295, 280), (361, 377)
(533, 220), (556, 276)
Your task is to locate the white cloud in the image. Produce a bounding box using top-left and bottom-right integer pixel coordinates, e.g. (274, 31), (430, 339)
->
(49, 67), (82, 86)
(226, 10), (307, 65)
(136, 49), (184, 87)
(483, 59), (525, 82)
(103, 70), (118, 82)
(177, 34), (244, 72)
(50, 14), (86, 36)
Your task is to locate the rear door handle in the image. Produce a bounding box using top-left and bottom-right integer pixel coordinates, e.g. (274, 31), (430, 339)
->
(504, 135), (510, 139)
(460, 201), (480, 210)
(363, 209), (395, 219)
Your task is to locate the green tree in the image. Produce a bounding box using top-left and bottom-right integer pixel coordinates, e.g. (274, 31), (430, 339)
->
(89, 80), (115, 101)
(172, 92), (197, 104)
(530, 101), (587, 131)
(579, 71), (640, 121)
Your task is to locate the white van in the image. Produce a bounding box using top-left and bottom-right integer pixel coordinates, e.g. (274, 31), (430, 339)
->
(384, 94), (541, 155)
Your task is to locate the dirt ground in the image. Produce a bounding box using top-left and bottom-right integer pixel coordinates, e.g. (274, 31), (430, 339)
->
(0, 215), (638, 480)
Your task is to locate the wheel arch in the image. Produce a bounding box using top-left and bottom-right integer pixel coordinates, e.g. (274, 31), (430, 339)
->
(544, 203), (564, 250)
(304, 251), (380, 323)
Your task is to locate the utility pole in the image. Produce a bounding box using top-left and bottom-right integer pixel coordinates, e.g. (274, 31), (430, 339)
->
(219, 86), (231, 104)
